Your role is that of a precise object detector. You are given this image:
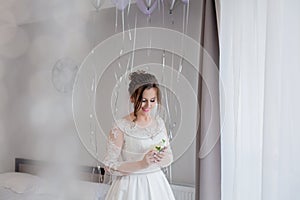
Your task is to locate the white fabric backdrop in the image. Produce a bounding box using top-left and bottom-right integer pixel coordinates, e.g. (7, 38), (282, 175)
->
(219, 0), (300, 200)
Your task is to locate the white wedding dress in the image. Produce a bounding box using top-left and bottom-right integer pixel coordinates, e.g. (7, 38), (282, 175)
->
(103, 116), (175, 200)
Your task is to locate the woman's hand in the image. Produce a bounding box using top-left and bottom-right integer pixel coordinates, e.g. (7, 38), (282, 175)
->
(153, 147), (167, 163)
(140, 146), (168, 168)
(140, 149), (158, 168)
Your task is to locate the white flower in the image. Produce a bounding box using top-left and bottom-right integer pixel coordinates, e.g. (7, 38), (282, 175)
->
(154, 139), (166, 152)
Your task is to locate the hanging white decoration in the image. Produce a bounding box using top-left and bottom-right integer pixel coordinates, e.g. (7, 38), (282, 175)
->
(181, 0), (189, 4)
(112, 0), (130, 11)
(90, 0), (106, 10)
(164, 0), (180, 14)
(136, 0), (158, 15)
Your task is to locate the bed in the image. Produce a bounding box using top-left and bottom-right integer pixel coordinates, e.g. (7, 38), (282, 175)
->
(0, 158), (111, 200)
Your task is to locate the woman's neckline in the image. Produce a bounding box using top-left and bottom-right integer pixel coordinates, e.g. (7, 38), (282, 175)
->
(124, 114), (154, 128)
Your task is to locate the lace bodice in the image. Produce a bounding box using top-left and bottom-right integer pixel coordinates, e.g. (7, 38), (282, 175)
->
(103, 116), (173, 176)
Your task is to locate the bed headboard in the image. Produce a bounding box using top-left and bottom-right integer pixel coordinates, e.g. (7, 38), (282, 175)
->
(15, 158), (106, 183)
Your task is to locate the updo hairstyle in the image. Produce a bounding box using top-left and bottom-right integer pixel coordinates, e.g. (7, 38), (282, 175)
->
(128, 70), (161, 121)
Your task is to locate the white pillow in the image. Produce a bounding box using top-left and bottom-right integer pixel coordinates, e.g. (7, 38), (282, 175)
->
(0, 172), (43, 193)
(0, 172), (110, 200)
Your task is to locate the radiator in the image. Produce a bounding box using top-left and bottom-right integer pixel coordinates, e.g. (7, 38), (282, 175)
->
(171, 184), (195, 200)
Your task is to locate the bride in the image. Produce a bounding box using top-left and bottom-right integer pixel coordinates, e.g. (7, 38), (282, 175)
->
(103, 70), (175, 200)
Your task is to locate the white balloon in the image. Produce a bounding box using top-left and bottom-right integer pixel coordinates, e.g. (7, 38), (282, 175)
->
(112, 0), (130, 11)
(90, 0), (105, 10)
(136, 0), (158, 15)
(181, 0), (189, 4)
(164, 0), (179, 13)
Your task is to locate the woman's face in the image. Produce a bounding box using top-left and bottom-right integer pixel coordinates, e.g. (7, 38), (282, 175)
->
(137, 87), (158, 116)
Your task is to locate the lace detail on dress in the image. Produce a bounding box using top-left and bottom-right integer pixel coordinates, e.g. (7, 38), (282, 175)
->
(111, 126), (121, 139)
(122, 116), (164, 139)
(103, 116), (173, 175)
(156, 119), (173, 168)
(103, 123), (124, 176)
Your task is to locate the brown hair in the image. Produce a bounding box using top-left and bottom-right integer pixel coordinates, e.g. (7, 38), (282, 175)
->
(128, 71), (161, 121)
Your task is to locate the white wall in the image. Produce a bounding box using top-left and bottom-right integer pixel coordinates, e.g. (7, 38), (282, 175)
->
(0, 0), (201, 186)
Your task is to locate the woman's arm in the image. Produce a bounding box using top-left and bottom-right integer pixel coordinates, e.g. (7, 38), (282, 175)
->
(155, 120), (174, 168)
(103, 126), (156, 175)
(117, 149), (157, 174)
(155, 146), (173, 168)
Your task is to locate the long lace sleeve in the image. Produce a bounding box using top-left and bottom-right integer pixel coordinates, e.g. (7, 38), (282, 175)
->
(103, 124), (124, 176)
(158, 119), (174, 168)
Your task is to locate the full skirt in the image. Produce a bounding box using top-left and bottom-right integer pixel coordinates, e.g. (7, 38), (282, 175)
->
(105, 170), (175, 200)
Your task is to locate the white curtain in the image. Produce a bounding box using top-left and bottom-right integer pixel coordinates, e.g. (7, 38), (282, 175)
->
(219, 0), (300, 200)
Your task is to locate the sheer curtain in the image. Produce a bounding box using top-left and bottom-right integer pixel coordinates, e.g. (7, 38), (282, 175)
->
(220, 0), (300, 200)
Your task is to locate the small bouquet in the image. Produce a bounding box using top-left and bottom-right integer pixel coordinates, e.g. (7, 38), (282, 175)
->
(154, 139), (166, 152)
